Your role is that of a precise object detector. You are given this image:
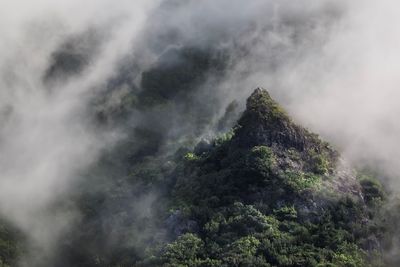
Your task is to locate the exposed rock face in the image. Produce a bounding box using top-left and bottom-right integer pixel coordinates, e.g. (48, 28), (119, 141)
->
(235, 88), (307, 149)
(234, 88), (339, 177)
(234, 88), (326, 153)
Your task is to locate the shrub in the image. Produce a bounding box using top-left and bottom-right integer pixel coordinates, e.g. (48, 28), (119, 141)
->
(223, 236), (261, 266)
(283, 171), (321, 192)
(311, 154), (329, 175)
(184, 152), (199, 162)
(358, 174), (386, 205)
(273, 206), (297, 220)
(163, 233), (204, 265)
(214, 130), (234, 147)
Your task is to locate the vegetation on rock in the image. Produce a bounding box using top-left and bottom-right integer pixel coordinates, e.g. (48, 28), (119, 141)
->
(141, 89), (385, 267)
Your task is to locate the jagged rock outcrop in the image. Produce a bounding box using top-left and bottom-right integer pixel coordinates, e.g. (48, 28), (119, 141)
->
(233, 88), (335, 179)
(235, 88), (316, 151)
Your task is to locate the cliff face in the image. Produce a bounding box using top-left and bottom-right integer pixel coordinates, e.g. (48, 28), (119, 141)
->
(234, 88), (361, 198)
(235, 88), (314, 151)
(235, 88), (338, 174)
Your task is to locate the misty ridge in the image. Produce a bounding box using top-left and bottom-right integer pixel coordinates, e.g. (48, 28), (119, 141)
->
(1, 0), (400, 266)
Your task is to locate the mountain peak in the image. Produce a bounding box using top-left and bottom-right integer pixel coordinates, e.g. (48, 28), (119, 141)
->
(234, 88), (313, 151)
(246, 87), (291, 123)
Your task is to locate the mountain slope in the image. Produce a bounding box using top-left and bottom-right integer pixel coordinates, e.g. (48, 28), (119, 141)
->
(143, 88), (385, 267)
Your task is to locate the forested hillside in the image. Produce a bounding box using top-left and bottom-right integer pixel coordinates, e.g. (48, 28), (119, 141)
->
(2, 1), (400, 266)
(3, 86), (390, 266)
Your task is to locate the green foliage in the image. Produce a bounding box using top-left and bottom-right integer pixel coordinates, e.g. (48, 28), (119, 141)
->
(274, 206), (297, 220)
(223, 236), (262, 266)
(282, 171), (321, 192)
(250, 146), (275, 164)
(214, 130), (234, 147)
(163, 233), (204, 265)
(246, 88), (290, 123)
(0, 222), (21, 266)
(331, 243), (366, 267)
(358, 174), (386, 205)
(248, 146), (277, 177)
(184, 152), (200, 162)
(308, 149), (330, 175)
(287, 148), (301, 161)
